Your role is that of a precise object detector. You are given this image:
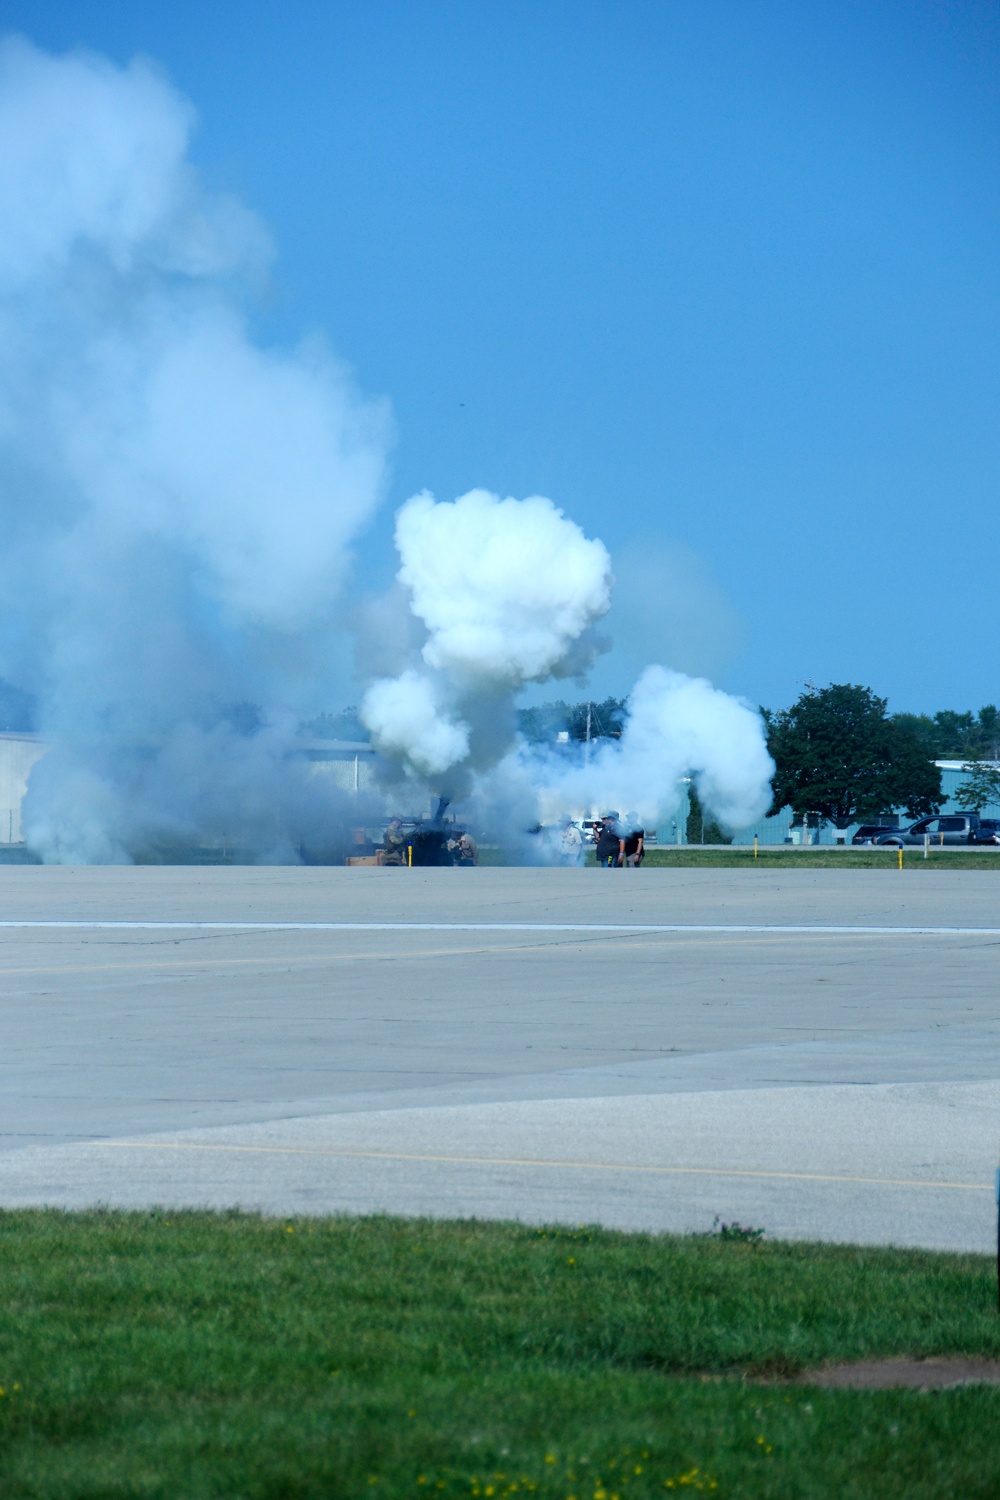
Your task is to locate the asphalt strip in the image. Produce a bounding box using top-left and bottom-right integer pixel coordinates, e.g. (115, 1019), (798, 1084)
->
(87, 1139), (992, 1193)
(0, 919), (999, 935)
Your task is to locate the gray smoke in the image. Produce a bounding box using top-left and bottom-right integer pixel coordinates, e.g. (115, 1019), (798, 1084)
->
(0, 37), (390, 861)
(1, 37), (774, 864)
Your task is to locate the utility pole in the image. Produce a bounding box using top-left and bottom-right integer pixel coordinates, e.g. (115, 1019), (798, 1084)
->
(585, 701), (592, 765)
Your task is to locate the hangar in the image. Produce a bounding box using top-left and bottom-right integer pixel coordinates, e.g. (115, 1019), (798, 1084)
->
(0, 735), (380, 854)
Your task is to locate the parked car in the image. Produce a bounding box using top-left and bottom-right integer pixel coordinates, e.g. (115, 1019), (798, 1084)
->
(971, 818), (1000, 845)
(852, 824), (900, 845)
(876, 814), (983, 846)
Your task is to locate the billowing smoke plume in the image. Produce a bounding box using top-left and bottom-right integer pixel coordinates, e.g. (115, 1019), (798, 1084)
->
(0, 37), (774, 863)
(475, 666), (774, 856)
(360, 489), (612, 788)
(0, 38), (389, 861)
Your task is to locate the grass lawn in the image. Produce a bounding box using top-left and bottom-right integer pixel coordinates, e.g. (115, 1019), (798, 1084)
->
(2, 1212), (999, 1497)
(633, 847), (1000, 869)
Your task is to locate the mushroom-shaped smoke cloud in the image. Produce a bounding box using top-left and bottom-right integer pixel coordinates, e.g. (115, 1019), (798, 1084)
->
(360, 489), (612, 782)
(361, 491), (774, 846)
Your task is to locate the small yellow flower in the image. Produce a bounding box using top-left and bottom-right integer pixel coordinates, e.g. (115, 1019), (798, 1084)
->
(545, 1455), (556, 1465)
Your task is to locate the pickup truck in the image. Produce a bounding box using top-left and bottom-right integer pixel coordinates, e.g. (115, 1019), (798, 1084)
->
(875, 814), (984, 846)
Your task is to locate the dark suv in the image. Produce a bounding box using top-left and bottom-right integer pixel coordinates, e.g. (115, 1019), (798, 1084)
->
(876, 815), (982, 846)
(852, 824), (899, 845)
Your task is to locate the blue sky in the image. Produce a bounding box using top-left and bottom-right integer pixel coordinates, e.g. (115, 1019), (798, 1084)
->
(7, 0), (1000, 714)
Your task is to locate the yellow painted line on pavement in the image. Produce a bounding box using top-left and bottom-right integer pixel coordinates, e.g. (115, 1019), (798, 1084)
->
(0, 938), (617, 978)
(93, 1139), (991, 1193)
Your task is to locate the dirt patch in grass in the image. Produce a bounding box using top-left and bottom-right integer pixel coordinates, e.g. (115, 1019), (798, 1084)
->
(800, 1357), (1000, 1389)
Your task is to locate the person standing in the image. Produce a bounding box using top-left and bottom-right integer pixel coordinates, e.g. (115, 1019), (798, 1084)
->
(594, 813), (623, 868)
(558, 816), (584, 864)
(622, 812), (645, 868)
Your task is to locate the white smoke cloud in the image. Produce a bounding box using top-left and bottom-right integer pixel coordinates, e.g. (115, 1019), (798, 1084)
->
(397, 489), (611, 681)
(360, 489), (612, 780)
(0, 38), (263, 285)
(361, 669), (470, 776)
(0, 38), (390, 862)
(468, 666), (773, 854)
(551, 666), (773, 829)
(0, 37), (775, 864)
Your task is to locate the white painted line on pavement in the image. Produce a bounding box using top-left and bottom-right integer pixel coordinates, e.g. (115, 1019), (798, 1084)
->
(92, 1138), (992, 1192)
(0, 920), (999, 936)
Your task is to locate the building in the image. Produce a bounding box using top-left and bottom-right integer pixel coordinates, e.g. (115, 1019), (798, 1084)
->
(297, 738), (379, 794)
(0, 732), (48, 845)
(726, 760), (1000, 846)
(0, 734), (381, 851)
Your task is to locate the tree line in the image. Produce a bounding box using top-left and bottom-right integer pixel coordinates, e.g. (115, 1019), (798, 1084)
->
(519, 685), (1000, 830)
(3, 675), (997, 827)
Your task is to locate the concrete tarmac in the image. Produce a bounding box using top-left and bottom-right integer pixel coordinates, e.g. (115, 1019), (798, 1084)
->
(2, 866), (999, 1250)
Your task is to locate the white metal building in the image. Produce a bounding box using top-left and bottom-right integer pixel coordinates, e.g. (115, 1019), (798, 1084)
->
(0, 732), (48, 845)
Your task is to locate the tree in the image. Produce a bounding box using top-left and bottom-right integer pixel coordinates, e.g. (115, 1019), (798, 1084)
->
(685, 784), (732, 845)
(303, 707), (370, 742)
(766, 684), (941, 829)
(890, 704), (1000, 760)
(954, 756), (1000, 814)
(517, 697), (627, 746)
(0, 677), (35, 733)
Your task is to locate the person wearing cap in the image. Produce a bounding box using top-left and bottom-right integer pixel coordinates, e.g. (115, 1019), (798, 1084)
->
(594, 812), (623, 868)
(558, 815), (583, 864)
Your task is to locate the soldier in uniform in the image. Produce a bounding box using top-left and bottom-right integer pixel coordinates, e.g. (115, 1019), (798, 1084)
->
(454, 830), (478, 866)
(382, 816), (408, 866)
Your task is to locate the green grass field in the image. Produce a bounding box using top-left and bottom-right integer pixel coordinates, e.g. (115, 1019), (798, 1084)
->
(2, 1211), (999, 1498)
(631, 846), (1000, 869)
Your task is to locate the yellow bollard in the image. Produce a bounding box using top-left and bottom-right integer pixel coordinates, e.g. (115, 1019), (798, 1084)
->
(753, 835), (758, 860)
(898, 846), (903, 871)
(407, 844), (413, 868)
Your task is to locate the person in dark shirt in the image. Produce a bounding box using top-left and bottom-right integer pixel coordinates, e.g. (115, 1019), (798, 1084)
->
(622, 811), (645, 867)
(594, 813), (623, 867)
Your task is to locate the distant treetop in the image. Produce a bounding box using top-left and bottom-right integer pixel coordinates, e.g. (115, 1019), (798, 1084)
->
(765, 683), (941, 829)
(517, 697), (627, 746)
